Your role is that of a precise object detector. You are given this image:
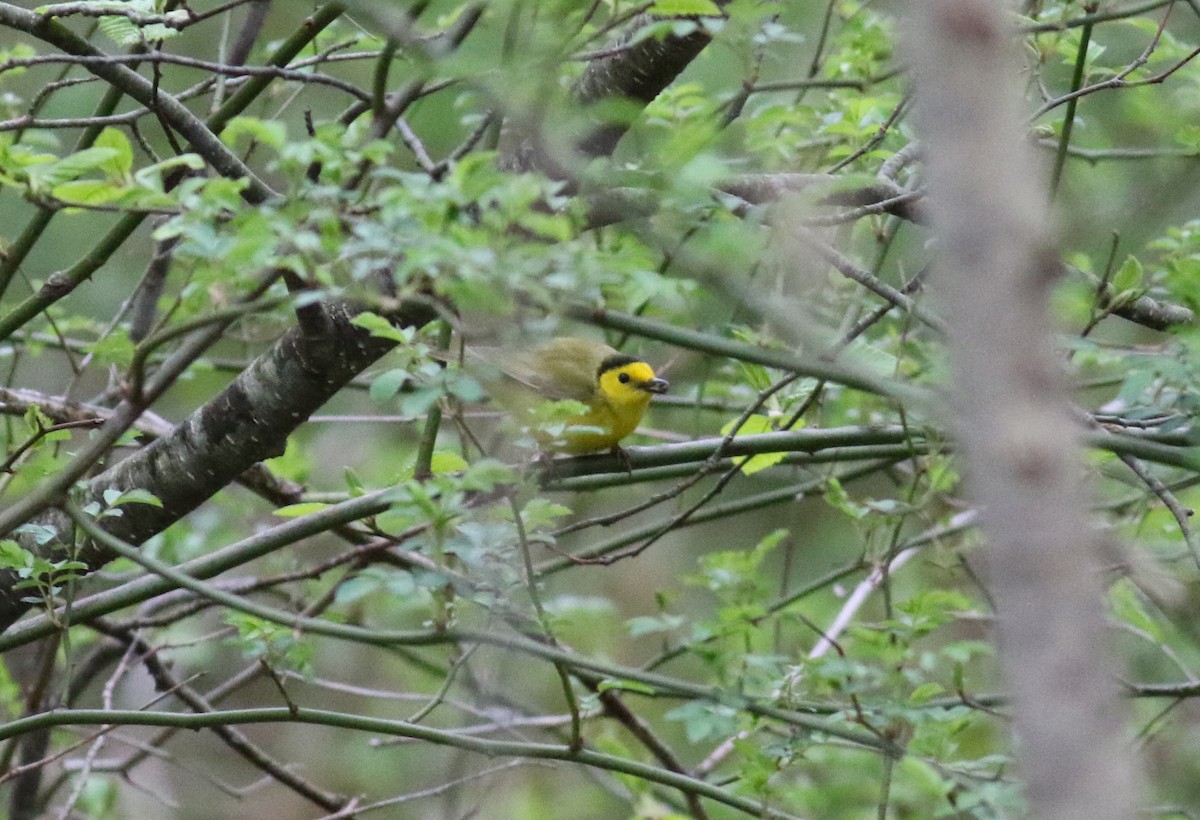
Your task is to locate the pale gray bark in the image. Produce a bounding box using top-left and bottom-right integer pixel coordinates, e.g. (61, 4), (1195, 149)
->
(906, 1), (1141, 817)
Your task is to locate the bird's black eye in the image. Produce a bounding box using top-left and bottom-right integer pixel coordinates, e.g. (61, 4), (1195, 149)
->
(618, 372), (631, 384)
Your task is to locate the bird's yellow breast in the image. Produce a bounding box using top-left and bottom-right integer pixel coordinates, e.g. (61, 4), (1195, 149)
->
(556, 384), (653, 454)
(476, 338), (666, 455)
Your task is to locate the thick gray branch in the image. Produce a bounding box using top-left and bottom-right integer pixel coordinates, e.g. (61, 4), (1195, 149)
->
(0, 300), (434, 633)
(500, 14), (716, 173)
(570, 16), (713, 159)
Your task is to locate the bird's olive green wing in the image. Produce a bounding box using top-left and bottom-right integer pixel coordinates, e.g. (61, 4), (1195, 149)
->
(469, 338), (615, 404)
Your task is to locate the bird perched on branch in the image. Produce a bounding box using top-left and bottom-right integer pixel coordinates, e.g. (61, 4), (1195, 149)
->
(470, 336), (668, 456)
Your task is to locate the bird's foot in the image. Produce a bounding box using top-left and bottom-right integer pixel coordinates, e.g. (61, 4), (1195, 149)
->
(610, 445), (632, 476)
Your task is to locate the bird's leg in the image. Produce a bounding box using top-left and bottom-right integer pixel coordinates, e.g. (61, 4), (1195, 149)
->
(610, 445), (632, 476)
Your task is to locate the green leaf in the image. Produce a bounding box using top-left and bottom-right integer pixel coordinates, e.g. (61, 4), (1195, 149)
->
(334, 573), (381, 605)
(344, 466), (367, 497)
(739, 449), (786, 477)
(26, 148), (119, 193)
(647, 0), (721, 16)
(274, 502), (330, 517)
(368, 368), (412, 404)
(429, 451), (469, 475)
(446, 372), (484, 402)
(96, 13), (141, 46)
(514, 497), (572, 529)
(627, 613), (686, 637)
(51, 180), (122, 206)
(133, 153), (204, 191)
(13, 523), (57, 546)
(92, 5), (181, 46)
(461, 459), (516, 491)
(909, 682), (945, 704)
(223, 611), (313, 674)
(1109, 255), (1144, 296)
(721, 414), (786, 475)
(720, 414), (773, 438)
(221, 117), (287, 151)
(842, 336), (899, 377)
(352, 312), (413, 343)
(823, 477), (871, 520)
(86, 330), (137, 368)
(94, 127), (133, 178)
(1110, 579), (1161, 641)
(665, 700), (738, 742)
(0, 540), (36, 571)
(399, 386), (441, 416)
(104, 488), (163, 508)
(373, 507), (422, 536)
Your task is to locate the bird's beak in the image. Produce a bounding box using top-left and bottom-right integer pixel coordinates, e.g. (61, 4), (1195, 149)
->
(641, 377), (670, 394)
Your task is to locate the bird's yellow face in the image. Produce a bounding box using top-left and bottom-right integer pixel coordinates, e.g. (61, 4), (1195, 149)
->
(596, 359), (669, 410)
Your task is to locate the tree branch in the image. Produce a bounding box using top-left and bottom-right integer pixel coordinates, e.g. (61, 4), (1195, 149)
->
(500, 11), (720, 173)
(0, 300), (434, 633)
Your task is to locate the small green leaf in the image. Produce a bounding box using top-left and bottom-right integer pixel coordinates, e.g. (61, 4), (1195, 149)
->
(334, 574), (381, 605)
(352, 311), (413, 343)
(446, 372), (484, 402)
(105, 488), (163, 508)
(13, 523), (57, 546)
(720, 414), (773, 438)
(627, 613), (686, 637)
(461, 459), (516, 491)
(134, 153), (204, 190)
(1110, 579), (1161, 641)
(0, 540), (36, 571)
(429, 451), (469, 475)
(51, 180), (122, 206)
(368, 369), (412, 404)
(94, 127), (133, 178)
(221, 117), (287, 150)
(399, 386), (441, 416)
(1110, 255), (1144, 295)
(514, 497), (572, 529)
(665, 700), (738, 742)
(909, 682), (945, 704)
(647, 0), (721, 15)
(26, 148), (119, 192)
(720, 414), (786, 475)
(97, 14), (141, 46)
(344, 466), (367, 497)
(86, 330), (137, 368)
(274, 502), (330, 517)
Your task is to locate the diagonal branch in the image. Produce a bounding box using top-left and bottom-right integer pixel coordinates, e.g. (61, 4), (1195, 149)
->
(0, 300), (435, 633)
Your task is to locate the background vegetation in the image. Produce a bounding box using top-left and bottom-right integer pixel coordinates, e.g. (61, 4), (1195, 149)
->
(0, 0), (1196, 817)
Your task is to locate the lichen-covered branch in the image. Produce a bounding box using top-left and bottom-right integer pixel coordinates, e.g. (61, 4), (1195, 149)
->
(501, 12), (719, 173)
(0, 300), (434, 633)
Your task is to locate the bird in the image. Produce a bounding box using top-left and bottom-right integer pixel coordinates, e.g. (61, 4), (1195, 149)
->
(469, 336), (669, 456)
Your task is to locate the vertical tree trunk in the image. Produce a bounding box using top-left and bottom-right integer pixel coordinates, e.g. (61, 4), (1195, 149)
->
(906, 2), (1140, 817)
